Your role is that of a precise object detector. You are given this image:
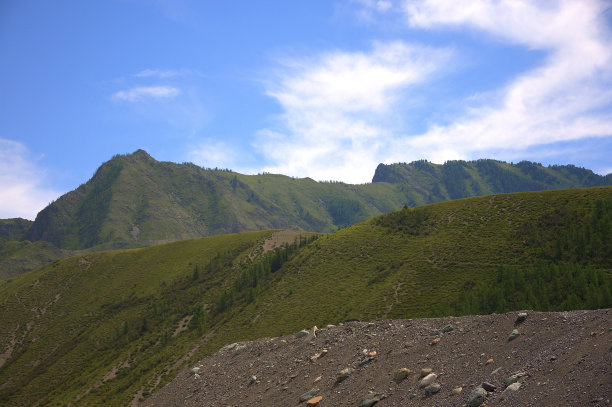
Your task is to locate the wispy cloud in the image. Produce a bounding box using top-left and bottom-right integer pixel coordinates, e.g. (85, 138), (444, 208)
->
(0, 139), (61, 220)
(112, 86), (180, 102)
(257, 41), (452, 183)
(258, 0), (612, 182)
(394, 0), (612, 161)
(134, 69), (180, 79)
(187, 139), (244, 171)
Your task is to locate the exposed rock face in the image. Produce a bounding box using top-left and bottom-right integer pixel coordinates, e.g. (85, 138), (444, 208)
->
(142, 310), (612, 407)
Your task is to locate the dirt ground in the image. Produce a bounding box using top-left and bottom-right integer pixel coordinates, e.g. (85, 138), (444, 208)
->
(142, 309), (611, 406)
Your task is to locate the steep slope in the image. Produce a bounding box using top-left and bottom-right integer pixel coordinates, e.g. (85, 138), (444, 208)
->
(0, 229), (310, 406)
(372, 159), (611, 204)
(0, 187), (609, 406)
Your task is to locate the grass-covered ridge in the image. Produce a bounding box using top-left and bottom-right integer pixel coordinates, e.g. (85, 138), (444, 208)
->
(0, 187), (610, 405)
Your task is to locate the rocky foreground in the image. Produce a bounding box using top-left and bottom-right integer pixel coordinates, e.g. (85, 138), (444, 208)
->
(143, 310), (611, 406)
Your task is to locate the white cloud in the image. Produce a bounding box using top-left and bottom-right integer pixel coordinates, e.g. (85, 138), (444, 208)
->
(113, 86), (180, 102)
(0, 139), (61, 220)
(258, 41), (452, 183)
(134, 69), (180, 78)
(258, 0), (612, 182)
(188, 139), (241, 171)
(398, 0), (612, 161)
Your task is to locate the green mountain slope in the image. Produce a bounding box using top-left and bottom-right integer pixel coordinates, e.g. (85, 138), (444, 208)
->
(23, 150), (407, 252)
(0, 187), (610, 406)
(372, 159), (612, 203)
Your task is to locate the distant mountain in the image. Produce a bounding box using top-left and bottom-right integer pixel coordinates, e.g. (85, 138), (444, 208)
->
(1, 151), (610, 277)
(1, 187), (609, 406)
(372, 159), (612, 203)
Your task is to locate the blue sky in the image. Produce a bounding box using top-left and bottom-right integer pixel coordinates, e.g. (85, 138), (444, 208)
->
(1, 0), (612, 219)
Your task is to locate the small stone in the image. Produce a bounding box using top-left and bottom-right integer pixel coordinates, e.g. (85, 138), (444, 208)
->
(420, 368), (433, 377)
(452, 387), (463, 395)
(482, 382), (497, 392)
(424, 383), (441, 396)
(295, 330), (309, 339)
(336, 367), (354, 383)
(441, 324), (454, 333)
(233, 344), (247, 356)
(311, 349), (328, 362)
(249, 375), (257, 385)
(550, 355), (557, 361)
(419, 373), (437, 388)
(299, 388), (320, 403)
(491, 367), (501, 375)
(368, 350), (377, 357)
(467, 386), (487, 407)
(190, 367), (200, 375)
(313, 376), (322, 383)
(516, 312), (528, 323)
(359, 356), (375, 366)
(393, 368), (411, 383)
(505, 382), (521, 392)
(359, 392), (381, 407)
(485, 358), (494, 365)
(508, 329), (520, 341)
(306, 396), (322, 406)
(193, 373), (200, 380)
(504, 373), (524, 387)
(409, 393), (417, 399)
(430, 337), (441, 345)
(430, 329), (440, 336)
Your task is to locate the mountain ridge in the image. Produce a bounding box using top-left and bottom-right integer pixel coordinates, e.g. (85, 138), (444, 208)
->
(1, 150), (610, 277)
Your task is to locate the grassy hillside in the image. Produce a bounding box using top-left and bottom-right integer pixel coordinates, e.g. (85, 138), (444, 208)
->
(0, 240), (72, 280)
(0, 230), (308, 406)
(0, 187), (610, 406)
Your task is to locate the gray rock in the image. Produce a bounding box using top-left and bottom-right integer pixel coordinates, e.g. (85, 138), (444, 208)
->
(430, 329), (440, 336)
(516, 312), (528, 323)
(393, 368), (411, 383)
(508, 329), (520, 341)
(409, 393), (417, 399)
(190, 367), (200, 375)
(424, 383), (441, 396)
(193, 373), (200, 380)
(249, 375), (257, 385)
(299, 388), (319, 402)
(336, 367), (354, 383)
(481, 382), (496, 392)
(359, 392), (381, 407)
(441, 324), (454, 333)
(467, 386), (487, 407)
(419, 373), (437, 388)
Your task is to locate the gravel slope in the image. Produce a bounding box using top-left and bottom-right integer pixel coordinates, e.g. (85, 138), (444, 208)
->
(143, 309), (611, 406)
